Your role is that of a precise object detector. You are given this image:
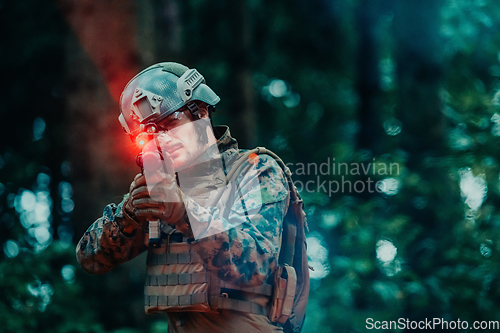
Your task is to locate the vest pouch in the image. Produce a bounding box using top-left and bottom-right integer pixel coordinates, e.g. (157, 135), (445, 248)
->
(144, 239), (215, 314)
(269, 265), (297, 323)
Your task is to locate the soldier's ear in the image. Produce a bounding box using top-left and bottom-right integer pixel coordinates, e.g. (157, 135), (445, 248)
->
(197, 103), (210, 119)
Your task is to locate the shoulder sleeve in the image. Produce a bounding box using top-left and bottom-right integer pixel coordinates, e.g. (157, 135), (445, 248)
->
(188, 153), (289, 287)
(76, 198), (148, 274)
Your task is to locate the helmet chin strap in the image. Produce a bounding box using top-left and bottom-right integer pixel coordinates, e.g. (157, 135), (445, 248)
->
(186, 102), (211, 144)
(187, 102), (200, 120)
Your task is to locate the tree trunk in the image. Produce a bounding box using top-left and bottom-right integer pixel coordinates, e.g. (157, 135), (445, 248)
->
(393, 0), (446, 157)
(227, 0), (256, 148)
(59, 0), (153, 236)
(393, 0), (463, 324)
(356, 0), (384, 155)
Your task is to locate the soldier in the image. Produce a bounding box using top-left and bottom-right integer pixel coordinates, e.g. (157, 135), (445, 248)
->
(76, 62), (291, 332)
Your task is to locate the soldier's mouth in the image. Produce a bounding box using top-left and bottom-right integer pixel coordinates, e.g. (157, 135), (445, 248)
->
(166, 145), (182, 155)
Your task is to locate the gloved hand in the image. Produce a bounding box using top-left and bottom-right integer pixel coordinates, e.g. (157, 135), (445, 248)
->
(124, 172), (187, 226)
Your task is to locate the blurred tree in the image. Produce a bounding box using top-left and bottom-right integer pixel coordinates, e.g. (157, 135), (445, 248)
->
(392, 0), (466, 325)
(356, 0), (385, 154)
(59, 0), (142, 238)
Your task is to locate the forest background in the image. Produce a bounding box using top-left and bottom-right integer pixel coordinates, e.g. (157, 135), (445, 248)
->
(1, 0), (500, 332)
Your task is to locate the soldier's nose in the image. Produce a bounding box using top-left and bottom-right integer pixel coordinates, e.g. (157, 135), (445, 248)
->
(158, 131), (173, 144)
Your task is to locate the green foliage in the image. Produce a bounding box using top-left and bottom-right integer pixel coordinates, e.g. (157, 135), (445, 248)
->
(0, 243), (106, 333)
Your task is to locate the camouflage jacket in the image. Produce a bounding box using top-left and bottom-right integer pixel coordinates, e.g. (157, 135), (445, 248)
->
(76, 125), (289, 290)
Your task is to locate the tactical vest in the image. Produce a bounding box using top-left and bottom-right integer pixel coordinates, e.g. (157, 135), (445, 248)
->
(143, 148), (308, 331)
(144, 225), (272, 316)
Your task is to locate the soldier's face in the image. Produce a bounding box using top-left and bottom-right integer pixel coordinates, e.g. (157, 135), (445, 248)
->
(154, 109), (214, 171)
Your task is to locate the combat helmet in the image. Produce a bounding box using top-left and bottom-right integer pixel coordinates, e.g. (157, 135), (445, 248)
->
(119, 62), (220, 137)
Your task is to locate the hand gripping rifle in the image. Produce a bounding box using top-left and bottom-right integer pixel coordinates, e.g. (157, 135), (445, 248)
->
(134, 123), (167, 248)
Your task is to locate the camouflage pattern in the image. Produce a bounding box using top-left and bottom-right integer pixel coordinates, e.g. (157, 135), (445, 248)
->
(76, 126), (288, 331)
(77, 200), (148, 274)
(185, 149), (289, 285)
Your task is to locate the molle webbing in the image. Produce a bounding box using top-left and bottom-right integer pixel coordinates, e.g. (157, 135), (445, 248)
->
(145, 292), (267, 315)
(146, 292), (208, 308)
(147, 272), (208, 286)
(147, 252), (204, 265)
